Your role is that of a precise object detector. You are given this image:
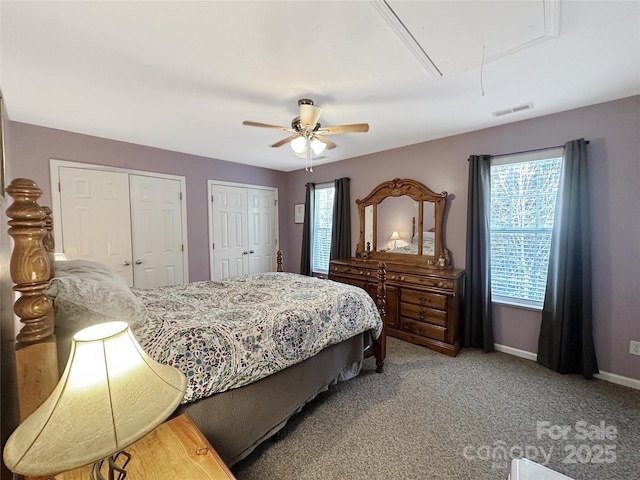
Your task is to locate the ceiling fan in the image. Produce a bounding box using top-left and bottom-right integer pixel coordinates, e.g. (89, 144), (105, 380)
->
(242, 98), (369, 171)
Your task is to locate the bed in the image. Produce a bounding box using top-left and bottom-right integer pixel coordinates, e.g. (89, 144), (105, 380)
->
(5, 177), (387, 468)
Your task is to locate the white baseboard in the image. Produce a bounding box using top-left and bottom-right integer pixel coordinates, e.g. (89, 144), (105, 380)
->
(494, 343), (640, 390)
(594, 371), (640, 390)
(494, 343), (537, 361)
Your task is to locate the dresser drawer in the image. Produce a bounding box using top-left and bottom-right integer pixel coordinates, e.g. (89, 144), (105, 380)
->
(330, 265), (374, 279)
(389, 273), (454, 291)
(400, 303), (447, 327)
(401, 289), (447, 309)
(400, 317), (447, 342)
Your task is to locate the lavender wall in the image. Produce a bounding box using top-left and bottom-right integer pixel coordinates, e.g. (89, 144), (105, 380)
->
(4, 96), (639, 382)
(285, 95), (640, 381)
(7, 123), (291, 282)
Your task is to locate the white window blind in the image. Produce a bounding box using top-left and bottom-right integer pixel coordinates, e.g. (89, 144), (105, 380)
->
(490, 149), (563, 307)
(312, 184), (335, 274)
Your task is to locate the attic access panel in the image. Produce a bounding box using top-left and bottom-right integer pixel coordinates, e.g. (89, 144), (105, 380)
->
(386, 0), (557, 75)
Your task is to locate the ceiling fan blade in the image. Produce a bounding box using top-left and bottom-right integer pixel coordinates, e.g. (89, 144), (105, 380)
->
(270, 135), (299, 148)
(313, 135), (336, 150)
(317, 123), (369, 135)
(243, 120), (293, 132)
(299, 104), (323, 128)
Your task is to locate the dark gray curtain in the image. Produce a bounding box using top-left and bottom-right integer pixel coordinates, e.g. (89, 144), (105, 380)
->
(463, 155), (494, 352)
(330, 177), (351, 261)
(537, 139), (598, 378)
(299, 182), (314, 276)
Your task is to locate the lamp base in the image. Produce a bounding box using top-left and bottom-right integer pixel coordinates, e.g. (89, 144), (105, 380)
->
(90, 450), (131, 480)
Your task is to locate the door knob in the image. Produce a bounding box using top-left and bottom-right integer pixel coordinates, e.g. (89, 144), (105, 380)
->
(122, 261), (131, 266)
(243, 251), (248, 255)
(135, 260), (143, 265)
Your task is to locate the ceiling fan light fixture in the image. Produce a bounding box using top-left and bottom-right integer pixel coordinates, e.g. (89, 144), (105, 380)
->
(310, 138), (326, 156)
(243, 98), (368, 170)
(291, 136), (307, 154)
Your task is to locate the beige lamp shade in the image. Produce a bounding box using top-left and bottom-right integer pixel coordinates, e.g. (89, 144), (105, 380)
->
(3, 321), (187, 476)
(389, 231), (401, 241)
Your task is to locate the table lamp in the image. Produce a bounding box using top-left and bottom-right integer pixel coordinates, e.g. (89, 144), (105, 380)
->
(3, 321), (187, 478)
(389, 231), (401, 249)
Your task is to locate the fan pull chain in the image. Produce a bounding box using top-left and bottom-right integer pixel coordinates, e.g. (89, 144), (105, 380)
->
(305, 139), (313, 172)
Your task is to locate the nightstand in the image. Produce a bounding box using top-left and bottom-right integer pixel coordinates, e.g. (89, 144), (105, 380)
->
(54, 414), (236, 479)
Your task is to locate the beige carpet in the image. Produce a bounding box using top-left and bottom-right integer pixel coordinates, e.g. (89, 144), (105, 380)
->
(232, 337), (640, 480)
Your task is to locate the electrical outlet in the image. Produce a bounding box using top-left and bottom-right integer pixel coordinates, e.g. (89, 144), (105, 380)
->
(630, 340), (640, 356)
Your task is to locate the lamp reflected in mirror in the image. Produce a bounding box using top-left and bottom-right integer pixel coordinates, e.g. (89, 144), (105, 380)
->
(389, 231), (401, 250)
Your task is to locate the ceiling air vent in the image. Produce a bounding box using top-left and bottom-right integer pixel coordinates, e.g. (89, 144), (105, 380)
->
(492, 102), (534, 118)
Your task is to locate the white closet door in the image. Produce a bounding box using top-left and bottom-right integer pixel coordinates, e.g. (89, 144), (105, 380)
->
(58, 167), (134, 285)
(129, 175), (185, 288)
(211, 185), (248, 280)
(247, 188), (277, 274)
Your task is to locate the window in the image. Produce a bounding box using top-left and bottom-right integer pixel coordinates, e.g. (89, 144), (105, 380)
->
(311, 183), (334, 274)
(490, 148), (563, 308)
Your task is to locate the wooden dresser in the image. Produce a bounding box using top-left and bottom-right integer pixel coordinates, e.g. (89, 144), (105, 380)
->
(329, 258), (464, 356)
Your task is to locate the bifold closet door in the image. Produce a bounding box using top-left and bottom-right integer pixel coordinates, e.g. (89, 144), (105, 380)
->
(246, 188), (277, 275)
(58, 167), (185, 288)
(58, 167), (134, 285)
(210, 184), (277, 280)
(129, 175), (184, 288)
(210, 185), (249, 280)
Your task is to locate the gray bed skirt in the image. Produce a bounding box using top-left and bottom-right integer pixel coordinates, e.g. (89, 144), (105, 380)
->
(175, 331), (371, 466)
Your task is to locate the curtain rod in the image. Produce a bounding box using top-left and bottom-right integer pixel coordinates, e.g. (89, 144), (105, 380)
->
(487, 140), (589, 159)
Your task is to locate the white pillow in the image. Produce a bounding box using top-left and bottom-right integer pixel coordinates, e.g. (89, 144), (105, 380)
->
(45, 259), (148, 331)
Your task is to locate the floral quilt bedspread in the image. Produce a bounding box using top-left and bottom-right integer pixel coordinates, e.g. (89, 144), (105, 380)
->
(131, 272), (382, 403)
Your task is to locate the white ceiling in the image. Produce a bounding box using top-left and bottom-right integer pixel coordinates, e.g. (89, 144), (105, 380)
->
(1, 1), (639, 172)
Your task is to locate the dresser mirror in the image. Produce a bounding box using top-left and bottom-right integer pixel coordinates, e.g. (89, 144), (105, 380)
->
(356, 178), (449, 266)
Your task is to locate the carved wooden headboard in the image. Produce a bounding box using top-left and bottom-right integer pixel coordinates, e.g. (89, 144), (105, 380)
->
(7, 178), (59, 421)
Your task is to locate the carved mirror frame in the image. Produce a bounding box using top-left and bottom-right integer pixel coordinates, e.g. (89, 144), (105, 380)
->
(356, 178), (449, 266)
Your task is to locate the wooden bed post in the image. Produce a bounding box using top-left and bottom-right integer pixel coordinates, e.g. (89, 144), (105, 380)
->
(374, 261), (387, 373)
(276, 250), (283, 272)
(7, 178), (59, 421)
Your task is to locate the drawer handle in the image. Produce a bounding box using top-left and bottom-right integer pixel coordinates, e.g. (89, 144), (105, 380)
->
(399, 276), (405, 282)
(419, 311), (426, 320)
(438, 282), (444, 288)
(359, 270), (364, 275)
(366, 271), (371, 276)
(417, 295), (427, 304)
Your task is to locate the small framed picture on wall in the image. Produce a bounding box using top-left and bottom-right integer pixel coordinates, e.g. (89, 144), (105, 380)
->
(294, 203), (305, 224)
